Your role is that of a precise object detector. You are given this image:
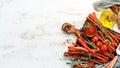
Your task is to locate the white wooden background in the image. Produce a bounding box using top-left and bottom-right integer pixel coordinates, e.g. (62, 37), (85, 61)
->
(0, 0), (119, 68)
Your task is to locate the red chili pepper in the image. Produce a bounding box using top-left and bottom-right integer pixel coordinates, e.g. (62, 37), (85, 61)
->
(77, 38), (96, 54)
(68, 45), (99, 53)
(75, 47), (99, 53)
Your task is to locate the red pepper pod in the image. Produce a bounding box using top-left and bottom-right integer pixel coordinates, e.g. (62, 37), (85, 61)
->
(77, 38), (96, 54)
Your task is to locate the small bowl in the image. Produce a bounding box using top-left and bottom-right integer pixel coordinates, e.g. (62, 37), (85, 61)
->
(83, 22), (97, 37)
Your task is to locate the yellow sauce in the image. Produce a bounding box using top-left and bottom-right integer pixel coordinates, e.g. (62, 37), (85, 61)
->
(99, 9), (116, 28)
